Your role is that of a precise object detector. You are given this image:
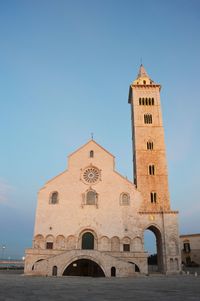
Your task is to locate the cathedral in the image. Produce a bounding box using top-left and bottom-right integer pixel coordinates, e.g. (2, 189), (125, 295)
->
(24, 65), (181, 277)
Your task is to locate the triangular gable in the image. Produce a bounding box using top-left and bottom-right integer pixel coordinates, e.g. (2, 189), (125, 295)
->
(68, 139), (115, 159)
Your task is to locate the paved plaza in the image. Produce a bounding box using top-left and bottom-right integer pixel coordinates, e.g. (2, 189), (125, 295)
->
(0, 271), (199, 301)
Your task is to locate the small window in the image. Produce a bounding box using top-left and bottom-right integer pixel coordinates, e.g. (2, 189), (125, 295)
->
(142, 98), (145, 105)
(183, 242), (191, 253)
(150, 192), (157, 203)
(50, 192), (58, 204)
(86, 190), (97, 205)
(123, 244), (130, 252)
(120, 193), (130, 205)
(152, 98), (154, 105)
(145, 98), (148, 105)
(139, 98), (141, 105)
(143, 80), (146, 85)
(46, 242), (53, 249)
(149, 165), (155, 175)
(90, 150), (94, 158)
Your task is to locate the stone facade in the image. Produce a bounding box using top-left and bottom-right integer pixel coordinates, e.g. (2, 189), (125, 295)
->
(180, 234), (200, 266)
(24, 65), (181, 277)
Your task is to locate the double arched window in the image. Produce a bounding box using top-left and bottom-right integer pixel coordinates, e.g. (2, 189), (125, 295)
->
(149, 165), (155, 175)
(150, 192), (157, 203)
(49, 192), (59, 204)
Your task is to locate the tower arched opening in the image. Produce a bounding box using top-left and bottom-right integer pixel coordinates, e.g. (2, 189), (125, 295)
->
(144, 225), (163, 273)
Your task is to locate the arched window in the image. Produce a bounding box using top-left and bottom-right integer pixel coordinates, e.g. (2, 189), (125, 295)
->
(142, 98), (145, 105)
(149, 165), (155, 175)
(150, 192), (157, 203)
(143, 80), (146, 85)
(90, 150), (94, 158)
(82, 232), (94, 249)
(120, 193), (130, 205)
(86, 190), (97, 205)
(145, 98), (148, 105)
(50, 192), (58, 204)
(152, 98), (154, 105)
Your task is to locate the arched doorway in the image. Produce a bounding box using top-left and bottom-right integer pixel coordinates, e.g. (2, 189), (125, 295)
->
(82, 232), (94, 249)
(144, 225), (163, 273)
(111, 266), (116, 277)
(52, 265), (57, 276)
(63, 259), (105, 277)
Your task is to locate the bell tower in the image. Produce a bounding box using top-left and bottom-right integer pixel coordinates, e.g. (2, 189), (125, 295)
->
(128, 65), (170, 212)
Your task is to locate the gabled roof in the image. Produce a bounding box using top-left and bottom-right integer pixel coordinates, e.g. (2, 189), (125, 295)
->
(68, 139), (115, 158)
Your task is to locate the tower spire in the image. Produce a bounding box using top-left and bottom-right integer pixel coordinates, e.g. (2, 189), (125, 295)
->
(137, 64), (149, 78)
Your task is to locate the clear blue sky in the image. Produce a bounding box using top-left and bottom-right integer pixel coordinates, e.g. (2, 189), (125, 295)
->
(0, 0), (199, 259)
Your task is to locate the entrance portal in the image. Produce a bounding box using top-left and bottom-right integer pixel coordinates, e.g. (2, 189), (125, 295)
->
(63, 259), (105, 277)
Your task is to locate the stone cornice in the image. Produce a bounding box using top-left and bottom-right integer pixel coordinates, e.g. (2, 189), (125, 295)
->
(138, 211), (179, 214)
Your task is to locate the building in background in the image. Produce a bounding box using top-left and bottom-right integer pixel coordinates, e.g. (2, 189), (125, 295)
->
(180, 234), (200, 266)
(24, 66), (181, 277)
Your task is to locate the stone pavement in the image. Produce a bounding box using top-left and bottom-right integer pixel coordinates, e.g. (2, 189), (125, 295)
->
(0, 272), (199, 301)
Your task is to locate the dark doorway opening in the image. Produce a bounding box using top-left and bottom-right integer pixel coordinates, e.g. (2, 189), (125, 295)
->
(111, 266), (116, 277)
(63, 259), (105, 277)
(82, 232), (94, 250)
(52, 265), (57, 276)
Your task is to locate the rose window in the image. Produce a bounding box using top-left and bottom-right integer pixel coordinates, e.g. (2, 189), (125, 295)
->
(82, 167), (100, 184)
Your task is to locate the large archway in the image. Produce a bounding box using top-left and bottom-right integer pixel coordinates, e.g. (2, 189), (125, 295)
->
(63, 259), (105, 277)
(144, 225), (163, 273)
